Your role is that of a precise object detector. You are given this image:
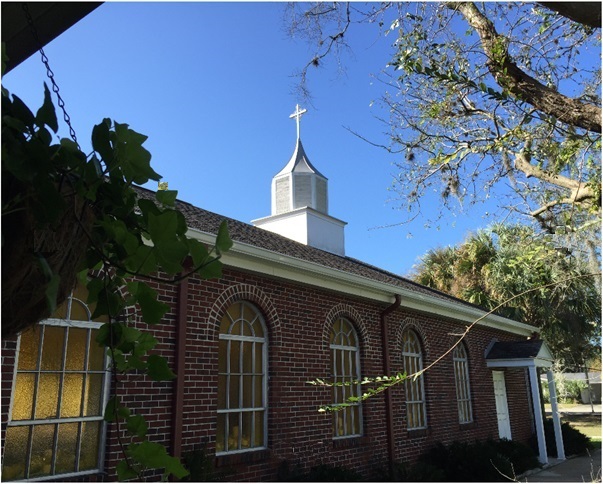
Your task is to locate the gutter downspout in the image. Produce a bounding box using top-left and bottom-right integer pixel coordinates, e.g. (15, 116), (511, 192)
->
(380, 294), (401, 479)
(171, 275), (189, 459)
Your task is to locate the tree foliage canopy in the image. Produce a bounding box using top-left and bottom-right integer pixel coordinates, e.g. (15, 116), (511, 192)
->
(288, 2), (601, 263)
(411, 224), (601, 370)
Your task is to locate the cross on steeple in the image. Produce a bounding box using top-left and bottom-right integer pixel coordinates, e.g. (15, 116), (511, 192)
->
(289, 104), (307, 140)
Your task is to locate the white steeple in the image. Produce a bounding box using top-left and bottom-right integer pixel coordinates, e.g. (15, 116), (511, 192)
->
(252, 105), (346, 256)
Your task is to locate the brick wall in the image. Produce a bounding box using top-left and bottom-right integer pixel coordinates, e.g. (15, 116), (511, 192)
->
(1, 266), (539, 481)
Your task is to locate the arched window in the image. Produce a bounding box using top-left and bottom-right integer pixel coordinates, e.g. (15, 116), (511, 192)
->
(216, 302), (267, 454)
(3, 284), (110, 481)
(453, 343), (473, 423)
(330, 317), (362, 438)
(402, 329), (427, 429)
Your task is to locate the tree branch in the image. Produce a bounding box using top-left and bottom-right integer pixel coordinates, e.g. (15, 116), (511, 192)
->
(513, 152), (582, 191)
(514, 151), (598, 215)
(537, 2), (601, 29)
(448, 2), (602, 133)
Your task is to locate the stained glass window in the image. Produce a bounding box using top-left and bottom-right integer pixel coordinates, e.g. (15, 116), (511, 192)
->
(330, 318), (362, 438)
(453, 343), (473, 423)
(216, 302), (267, 454)
(402, 330), (427, 429)
(3, 285), (109, 481)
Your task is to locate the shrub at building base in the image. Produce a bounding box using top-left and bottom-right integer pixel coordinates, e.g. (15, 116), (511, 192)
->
(382, 439), (540, 482)
(277, 461), (363, 482)
(529, 419), (593, 457)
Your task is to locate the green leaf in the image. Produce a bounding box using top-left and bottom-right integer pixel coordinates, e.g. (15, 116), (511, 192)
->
(104, 396), (130, 422)
(215, 220), (232, 255)
(85, 277), (104, 305)
(126, 354), (148, 370)
(91, 288), (125, 320)
(1, 42), (8, 77)
(147, 354), (176, 381)
(127, 441), (189, 480)
(36, 126), (52, 147)
(10, 94), (35, 129)
(187, 238), (210, 267)
(92, 119), (114, 165)
(197, 258), (223, 280)
(156, 189), (178, 206)
(155, 240), (189, 273)
(148, 210), (177, 243)
(111, 351), (129, 372)
(116, 460), (139, 481)
(2, 114), (29, 134)
(35, 83), (58, 133)
(126, 414), (148, 438)
(113, 122), (160, 184)
(96, 322), (124, 347)
(31, 177), (66, 224)
(125, 245), (157, 275)
(133, 332), (158, 356)
(138, 198), (161, 219)
(131, 282), (169, 325)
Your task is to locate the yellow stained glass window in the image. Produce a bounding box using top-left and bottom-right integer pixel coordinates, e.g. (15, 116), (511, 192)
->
(217, 301), (267, 454)
(3, 284), (109, 481)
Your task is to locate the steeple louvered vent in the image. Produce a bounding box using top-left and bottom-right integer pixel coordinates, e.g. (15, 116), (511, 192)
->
(275, 177), (290, 214)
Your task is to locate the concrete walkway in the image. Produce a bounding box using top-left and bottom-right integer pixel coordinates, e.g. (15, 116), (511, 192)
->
(525, 449), (602, 482)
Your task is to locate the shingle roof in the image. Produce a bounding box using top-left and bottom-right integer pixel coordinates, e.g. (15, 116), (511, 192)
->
(137, 186), (502, 314)
(486, 340), (544, 360)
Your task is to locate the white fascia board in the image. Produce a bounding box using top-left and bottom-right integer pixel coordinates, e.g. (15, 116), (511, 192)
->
(487, 358), (553, 368)
(189, 228), (537, 337)
(487, 359), (537, 368)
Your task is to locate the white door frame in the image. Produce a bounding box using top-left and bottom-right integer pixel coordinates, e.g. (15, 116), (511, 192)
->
(492, 370), (512, 440)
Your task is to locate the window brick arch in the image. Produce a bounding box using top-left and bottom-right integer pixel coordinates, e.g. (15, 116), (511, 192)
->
(208, 284), (281, 347)
(395, 318), (430, 360)
(322, 304), (369, 352)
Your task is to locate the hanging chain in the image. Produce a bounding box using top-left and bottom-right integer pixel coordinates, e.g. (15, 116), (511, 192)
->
(22, 2), (80, 149)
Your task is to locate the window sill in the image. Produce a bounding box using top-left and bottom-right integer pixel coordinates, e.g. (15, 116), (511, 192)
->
(459, 421), (477, 430)
(407, 427), (429, 438)
(215, 448), (270, 467)
(332, 435), (369, 449)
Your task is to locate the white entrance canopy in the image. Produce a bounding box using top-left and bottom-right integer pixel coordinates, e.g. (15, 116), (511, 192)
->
(486, 339), (564, 465)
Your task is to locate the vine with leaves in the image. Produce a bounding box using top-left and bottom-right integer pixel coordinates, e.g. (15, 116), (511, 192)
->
(2, 48), (231, 479)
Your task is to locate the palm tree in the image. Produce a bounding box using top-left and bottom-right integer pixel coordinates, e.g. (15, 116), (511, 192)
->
(411, 224), (601, 369)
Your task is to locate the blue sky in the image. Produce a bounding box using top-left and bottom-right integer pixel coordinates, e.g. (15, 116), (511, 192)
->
(3, 2), (499, 276)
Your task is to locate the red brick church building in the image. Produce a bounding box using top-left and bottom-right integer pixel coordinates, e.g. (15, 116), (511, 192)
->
(1, 107), (565, 481)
